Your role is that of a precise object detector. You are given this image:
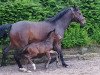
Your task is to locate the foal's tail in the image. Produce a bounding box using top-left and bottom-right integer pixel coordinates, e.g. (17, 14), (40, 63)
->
(0, 24), (12, 39)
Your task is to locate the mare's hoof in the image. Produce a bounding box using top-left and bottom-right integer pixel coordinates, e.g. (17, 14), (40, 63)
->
(19, 68), (31, 72)
(62, 63), (68, 67)
(19, 68), (27, 72)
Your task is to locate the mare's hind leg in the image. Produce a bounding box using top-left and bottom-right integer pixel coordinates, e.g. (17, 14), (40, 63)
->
(14, 52), (27, 72)
(45, 51), (51, 69)
(24, 55), (36, 71)
(1, 46), (10, 66)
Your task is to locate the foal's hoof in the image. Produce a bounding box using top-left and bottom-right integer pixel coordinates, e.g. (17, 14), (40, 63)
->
(32, 64), (36, 70)
(56, 62), (60, 68)
(62, 63), (68, 67)
(45, 64), (49, 69)
(45, 66), (48, 69)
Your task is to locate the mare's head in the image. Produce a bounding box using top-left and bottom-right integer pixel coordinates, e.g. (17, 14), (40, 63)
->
(71, 6), (86, 27)
(46, 6), (86, 28)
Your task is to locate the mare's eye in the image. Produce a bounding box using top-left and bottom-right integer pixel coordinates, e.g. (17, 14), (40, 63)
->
(79, 13), (81, 15)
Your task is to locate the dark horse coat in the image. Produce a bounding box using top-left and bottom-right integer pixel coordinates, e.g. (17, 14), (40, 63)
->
(1, 6), (86, 68)
(23, 29), (59, 57)
(21, 30), (59, 70)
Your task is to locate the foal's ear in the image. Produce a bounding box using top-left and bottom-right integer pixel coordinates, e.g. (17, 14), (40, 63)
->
(47, 29), (55, 37)
(52, 29), (56, 32)
(50, 29), (56, 37)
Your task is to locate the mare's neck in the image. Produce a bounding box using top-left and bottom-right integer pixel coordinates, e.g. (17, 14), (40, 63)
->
(55, 11), (72, 38)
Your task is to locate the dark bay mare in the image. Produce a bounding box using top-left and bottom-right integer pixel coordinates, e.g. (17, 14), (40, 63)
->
(1, 6), (86, 68)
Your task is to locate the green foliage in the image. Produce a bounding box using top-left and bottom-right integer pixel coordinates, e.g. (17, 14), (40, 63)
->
(0, 0), (100, 48)
(62, 24), (92, 48)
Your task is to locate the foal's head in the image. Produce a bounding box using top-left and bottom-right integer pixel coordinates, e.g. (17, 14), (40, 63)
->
(47, 29), (59, 42)
(71, 6), (86, 27)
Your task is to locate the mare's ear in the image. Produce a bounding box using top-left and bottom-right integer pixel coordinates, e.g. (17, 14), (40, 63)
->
(73, 5), (78, 11)
(74, 4), (76, 8)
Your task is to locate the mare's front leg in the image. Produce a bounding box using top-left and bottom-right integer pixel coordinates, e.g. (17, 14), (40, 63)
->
(54, 42), (68, 67)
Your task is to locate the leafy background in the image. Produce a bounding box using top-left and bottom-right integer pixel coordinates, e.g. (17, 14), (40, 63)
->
(0, 0), (100, 48)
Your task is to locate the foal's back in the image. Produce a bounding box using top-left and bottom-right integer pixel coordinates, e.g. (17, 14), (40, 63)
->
(26, 41), (52, 56)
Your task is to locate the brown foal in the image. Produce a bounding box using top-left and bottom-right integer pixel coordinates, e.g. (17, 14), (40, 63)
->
(22, 30), (59, 71)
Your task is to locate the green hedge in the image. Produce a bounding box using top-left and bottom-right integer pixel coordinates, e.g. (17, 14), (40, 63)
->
(0, 0), (100, 48)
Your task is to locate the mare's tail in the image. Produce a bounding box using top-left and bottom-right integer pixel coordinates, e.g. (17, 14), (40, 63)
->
(0, 24), (12, 39)
(0, 24), (12, 66)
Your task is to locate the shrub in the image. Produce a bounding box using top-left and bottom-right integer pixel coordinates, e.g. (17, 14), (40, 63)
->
(0, 0), (100, 48)
(62, 24), (92, 48)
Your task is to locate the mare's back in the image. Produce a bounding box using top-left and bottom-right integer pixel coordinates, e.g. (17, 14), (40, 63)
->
(11, 21), (52, 32)
(10, 21), (55, 48)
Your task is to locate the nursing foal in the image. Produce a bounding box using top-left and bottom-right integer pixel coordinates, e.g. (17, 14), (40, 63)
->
(20, 30), (59, 72)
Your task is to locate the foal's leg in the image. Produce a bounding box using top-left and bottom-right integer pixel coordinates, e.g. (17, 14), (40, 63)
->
(50, 50), (59, 67)
(1, 46), (10, 66)
(45, 52), (51, 69)
(54, 51), (59, 67)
